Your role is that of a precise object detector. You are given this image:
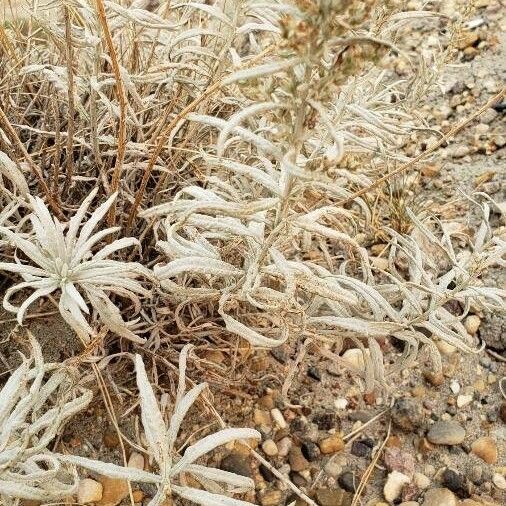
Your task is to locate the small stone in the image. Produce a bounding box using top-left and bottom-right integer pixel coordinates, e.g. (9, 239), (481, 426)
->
(103, 430), (120, 449)
(313, 411), (340, 431)
(414, 472), (430, 489)
(271, 408), (287, 429)
(288, 446), (309, 472)
(260, 490), (283, 506)
(301, 440), (320, 461)
(492, 473), (506, 490)
(78, 478), (103, 504)
(422, 488), (458, 506)
(421, 164), (440, 177)
(342, 349), (365, 370)
(464, 315), (481, 335)
(425, 371), (444, 386)
(427, 421), (466, 445)
(277, 437), (292, 457)
(97, 476), (129, 506)
(335, 398), (348, 410)
(500, 403), (506, 423)
(436, 341), (457, 355)
(262, 439), (278, 456)
(307, 366), (322, 381)
(481, 108), (498, 124)
(456, 31), (479, 49)
(254, 409), (271, 427)
(220, 453), (252, 478)
(315, 488), (352, 506)
(450, 380), (461, 394)
(457, 395), (473, 408)
(384, 471), (411, 503)
(399, 503), (418, 506)
(132, 490), (144, 503)
(128, 452), (144, 470)
(384, 447), (415, 477)
(391, 397), (424, 432)
(319, 434), (345, 454)
(338, 471), (357, 493)
(351, 438), (374, 458)
(441, 469), (468, 498)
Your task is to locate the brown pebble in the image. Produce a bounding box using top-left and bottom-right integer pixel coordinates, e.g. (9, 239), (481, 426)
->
(319, 434), (345, 454)
(471, 437), (498, 464)
(500, 403), (506, 424)
(103, 430), (120, 449)
(288, 446), (309, 471)
(97, 476), (129, 506)
(260, 490), (283, 505)
(424, 371), (444, 386)
(132, 490), (144, 503)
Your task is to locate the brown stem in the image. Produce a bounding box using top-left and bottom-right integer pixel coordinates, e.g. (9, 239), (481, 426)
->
(95, 0), (127, 227)
(0, 105), (63, 218)
(63, 6), (76, 195)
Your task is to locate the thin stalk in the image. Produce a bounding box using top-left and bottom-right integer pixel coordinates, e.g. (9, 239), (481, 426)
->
(63, 5), (75, 195)
(95, 0), (127, 227)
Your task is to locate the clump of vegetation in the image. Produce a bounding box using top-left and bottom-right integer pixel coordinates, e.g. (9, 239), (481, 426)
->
(0, 0), (504, 503)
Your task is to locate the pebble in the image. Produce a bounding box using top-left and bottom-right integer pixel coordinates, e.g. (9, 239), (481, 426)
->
(254, 409), (272, 426)
(464, 315), (481, 335)
(414, 472), (431, 489)
(220, 452), (252, 478)
(384, 471), (410, 503)
(262, 439), (278, 456)
(441, 469), (468, 498)
(288, 446), (309, 472)
(319, 434), (345, 454)
(450, 380), (461, 394)
(391, 397), (424, 431)
(313, 411), (340, 431)
(351, 438), (374, 458)
(421, 487), (457, 506)
(399, 503), (418, 506)
(77, 478), (103, 504)
(335, 398), (348, 410)
(457, 394), (473, 408)
(315, 488), (352, 506)
(127, 452), (144, 470)
(97, 476), (129, 506)
(307, 366), (322, 381)
(384, 447), (415, 477)
(471, 436), (498, 464)
(132, 490), (143, 503)
(301, 440), (320, 461)
(342, 348), (366, 370)
(277, 437), (292, 457)
(270, 408), (287, 429)
(260, 490), (283, 505)
(500, 403), (506, 423)
(338, 471), (357, 493)
(492, 473), (506, 490)
(427, 421), (466, 445)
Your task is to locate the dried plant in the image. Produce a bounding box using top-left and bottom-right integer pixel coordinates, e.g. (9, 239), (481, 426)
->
(60, 345), (260, 505)
(0, 189), (151, 343)
(0, 333), (92, 505)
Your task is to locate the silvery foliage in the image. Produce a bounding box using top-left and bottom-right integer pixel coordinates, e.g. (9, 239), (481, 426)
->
(0, 189), (151, 343)
(0, 333), (92, 505)
(59, 345), (261, 506)
(141, 2), (506, 391)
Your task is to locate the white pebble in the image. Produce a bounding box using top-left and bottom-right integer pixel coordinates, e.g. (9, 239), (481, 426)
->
(262, 439), (278, 456)
(277, 437), (292, 457)
(334, 398), (348, 410)
(492, 473), (506, 490)
(270, 408), (287, 429)
(450, 380), (460, 394)
(342, 348), (365, 370)
(414, 472), (431, 489)
(456, 394), (473, 408)
(128, 452), (145, 470)
(384, 471), (410, 503)
(77, 478), (103, 504)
